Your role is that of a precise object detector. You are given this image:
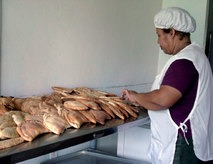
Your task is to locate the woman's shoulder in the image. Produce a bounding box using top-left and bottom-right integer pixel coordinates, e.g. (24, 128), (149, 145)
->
(171, 59), (195, 69)
(168, 59), (198, 79)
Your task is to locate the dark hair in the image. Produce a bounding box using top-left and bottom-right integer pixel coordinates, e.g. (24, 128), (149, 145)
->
(162, 28), (190, 40)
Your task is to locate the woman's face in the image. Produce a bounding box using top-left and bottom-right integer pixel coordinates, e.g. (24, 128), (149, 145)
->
(156, 28), (173, 55)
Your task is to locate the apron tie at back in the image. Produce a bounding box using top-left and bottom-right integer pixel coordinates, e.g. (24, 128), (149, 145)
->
(179, 122), (189, 145)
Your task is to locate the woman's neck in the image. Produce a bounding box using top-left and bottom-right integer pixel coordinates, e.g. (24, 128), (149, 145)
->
(173, 38), (191, 55)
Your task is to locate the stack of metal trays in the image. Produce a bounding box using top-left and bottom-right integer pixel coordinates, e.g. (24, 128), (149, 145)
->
(41, 149), (149, 164)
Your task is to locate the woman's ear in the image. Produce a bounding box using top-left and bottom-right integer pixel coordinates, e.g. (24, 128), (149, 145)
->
(170, 28), (176, 38)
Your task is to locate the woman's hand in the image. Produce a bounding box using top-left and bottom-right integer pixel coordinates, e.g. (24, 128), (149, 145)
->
(121, 89), (138, 103)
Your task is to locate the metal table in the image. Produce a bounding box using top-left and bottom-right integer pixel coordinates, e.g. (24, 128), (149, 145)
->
(0, 108), (149, 164)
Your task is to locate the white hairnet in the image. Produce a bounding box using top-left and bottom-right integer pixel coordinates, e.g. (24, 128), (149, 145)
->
(154, 7), (196, 33)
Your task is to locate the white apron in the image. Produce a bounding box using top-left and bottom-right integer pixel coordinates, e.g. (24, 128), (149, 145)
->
(148, 42), (213, 164)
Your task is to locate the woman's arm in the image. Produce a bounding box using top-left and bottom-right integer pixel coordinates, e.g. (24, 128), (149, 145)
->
(121, 85), (182, 111)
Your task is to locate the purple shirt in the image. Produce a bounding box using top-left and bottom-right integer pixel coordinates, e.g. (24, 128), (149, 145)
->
(161, 59), (198, 138)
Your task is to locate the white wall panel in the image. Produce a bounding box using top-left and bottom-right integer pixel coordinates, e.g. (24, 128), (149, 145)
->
(1, 0), (159, 97)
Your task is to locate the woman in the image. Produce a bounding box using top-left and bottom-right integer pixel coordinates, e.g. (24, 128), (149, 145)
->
(121, 7), (213, 164)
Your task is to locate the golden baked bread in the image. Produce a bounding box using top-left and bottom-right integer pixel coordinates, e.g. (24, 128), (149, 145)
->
(77, 99), (101, 111)
(43, 113), (68, 134)
(64, 110), (89, 128)
(89, 110), (111, 125)
(64, 101), (88, 111)
(16, 120), (49, 141)
(0, 137), (24, 150)
(79, 110), (97, 124)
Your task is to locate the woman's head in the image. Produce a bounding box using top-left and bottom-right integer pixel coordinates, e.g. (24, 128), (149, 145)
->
(154, 7), (195, 55)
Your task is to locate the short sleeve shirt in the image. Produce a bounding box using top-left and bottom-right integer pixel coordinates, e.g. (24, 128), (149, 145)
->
(161, 59), (198, 138)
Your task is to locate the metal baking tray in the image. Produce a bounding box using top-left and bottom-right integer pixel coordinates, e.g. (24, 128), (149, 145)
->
(41, 149), (149, 164)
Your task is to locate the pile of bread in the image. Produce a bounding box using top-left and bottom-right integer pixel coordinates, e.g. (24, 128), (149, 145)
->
(0, 87), (139, 150)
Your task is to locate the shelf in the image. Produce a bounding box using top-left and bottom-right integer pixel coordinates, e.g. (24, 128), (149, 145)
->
(0, 108), (148, 164)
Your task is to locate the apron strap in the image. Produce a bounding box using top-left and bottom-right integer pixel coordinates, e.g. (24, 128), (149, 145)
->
(179, 122), (189, 145)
